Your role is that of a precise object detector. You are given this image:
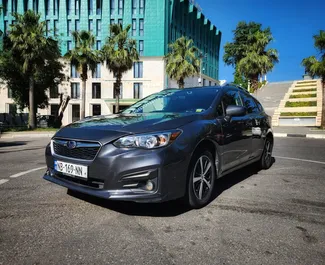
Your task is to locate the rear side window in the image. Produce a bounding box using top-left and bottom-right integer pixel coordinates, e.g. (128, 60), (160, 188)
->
(239, 92), (259, 114)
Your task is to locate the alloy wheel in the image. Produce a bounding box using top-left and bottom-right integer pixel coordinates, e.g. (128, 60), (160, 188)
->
(192, 155), (213, 201)
(264, 140), (273, 166)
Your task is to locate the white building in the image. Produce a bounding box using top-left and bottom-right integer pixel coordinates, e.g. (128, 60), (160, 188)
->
(0, 58), (219, 126)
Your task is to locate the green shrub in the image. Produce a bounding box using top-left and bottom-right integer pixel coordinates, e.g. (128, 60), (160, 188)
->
(292, 88), (317, 93)
(289, 93), (317, 98)
(280, 112), (317, 117)
(285, 101), (317, 107)
(258, 80), (267, 88)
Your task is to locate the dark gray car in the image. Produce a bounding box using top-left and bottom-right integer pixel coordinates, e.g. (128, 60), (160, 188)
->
(43, 85), (273, 208)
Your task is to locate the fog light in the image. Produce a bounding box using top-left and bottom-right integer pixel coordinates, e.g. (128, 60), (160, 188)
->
(49, 169), (55, 177)
(145, 180), (154, 191)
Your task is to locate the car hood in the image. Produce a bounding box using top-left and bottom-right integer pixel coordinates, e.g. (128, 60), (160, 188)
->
(53, 113), (199, 144)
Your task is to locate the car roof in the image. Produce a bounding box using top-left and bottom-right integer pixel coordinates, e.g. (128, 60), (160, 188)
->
(165, 84), (250, 94)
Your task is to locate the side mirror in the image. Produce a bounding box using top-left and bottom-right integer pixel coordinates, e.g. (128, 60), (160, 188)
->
(226, 105), (246, 117)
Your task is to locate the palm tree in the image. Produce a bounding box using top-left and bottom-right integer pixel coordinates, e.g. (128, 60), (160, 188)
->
(65, 30), (100, 119)
(237, 31), (279, 92)
(165, 37), (200, 89)
(9, 10), (61, 129)
(224, 22), (278, 92)
(101, 24), (139, 113)
(302, 30), (325, 127)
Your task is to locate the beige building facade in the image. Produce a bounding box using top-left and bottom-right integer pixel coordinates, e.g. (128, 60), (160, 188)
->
(0, 57), (219, 126)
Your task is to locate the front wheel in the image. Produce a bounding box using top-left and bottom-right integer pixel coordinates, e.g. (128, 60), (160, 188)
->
(185, 150), (216, 209)
(259, 137), (273, 169)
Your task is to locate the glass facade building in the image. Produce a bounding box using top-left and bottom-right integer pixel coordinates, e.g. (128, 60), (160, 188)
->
(0, 0), (222, 124)
(0, 0), (221, 80)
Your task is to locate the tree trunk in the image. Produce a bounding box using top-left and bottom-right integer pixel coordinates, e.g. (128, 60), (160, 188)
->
(115, 73), (122, 113)
(81, 79), (86, 119)
(178, 78), (185, 89)
(321, 79), (325, 129)
(54, 94), (71, 128)
(28, 76), (36, 129)
(80, 65), (88, 120)
(250, 76), (259, 93)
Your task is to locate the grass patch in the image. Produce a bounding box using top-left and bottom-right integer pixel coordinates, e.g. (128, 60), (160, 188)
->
(285, 101), (317, 107)
(296, 81), (317, 85)
(280, 112), (317, 117)
(295, 85), (316, 88)
(293, 88), (317, 93)
(289, 93), (317, 99)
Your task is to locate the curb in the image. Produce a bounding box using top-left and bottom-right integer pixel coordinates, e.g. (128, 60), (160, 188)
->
(274, 133), (325, 139)
(2, 132), (324, 139)
(0, 133), (55, 139)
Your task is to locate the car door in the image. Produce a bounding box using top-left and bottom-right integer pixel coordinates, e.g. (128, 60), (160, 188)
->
(239, 91), (263, 159)
(217, 89), (252, 172)
(253, 98), (270, 158)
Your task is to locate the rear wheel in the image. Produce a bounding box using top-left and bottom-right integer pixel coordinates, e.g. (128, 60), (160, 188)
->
(260, 137), (273, 169)
(185, 150), (216, 209)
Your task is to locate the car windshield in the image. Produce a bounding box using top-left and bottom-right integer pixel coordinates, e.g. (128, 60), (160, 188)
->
(122, 88), (219, 114)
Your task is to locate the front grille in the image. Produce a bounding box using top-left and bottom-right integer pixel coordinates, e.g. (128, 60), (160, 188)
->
(53, 139), (101, 160)
(57, 173), (104, 189)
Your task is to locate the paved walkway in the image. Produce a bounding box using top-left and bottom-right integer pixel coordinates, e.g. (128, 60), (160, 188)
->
(0, 131), (56, 139)
(273, 126), (325, 138)
(254, 81), (293, 117)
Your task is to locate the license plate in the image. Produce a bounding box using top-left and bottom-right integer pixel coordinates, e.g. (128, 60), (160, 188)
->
(54, 160), (88, 179)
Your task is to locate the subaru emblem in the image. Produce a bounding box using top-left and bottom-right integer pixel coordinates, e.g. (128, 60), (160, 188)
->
(66, 141), (77, 149)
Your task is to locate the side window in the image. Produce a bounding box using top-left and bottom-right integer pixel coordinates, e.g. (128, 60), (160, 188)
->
(255, 99), (264, 112)
(240, 92), (259, 114)
(222, 90), (243, 110)
(216, 102), (224, 116)
(216, 90), (242, 116)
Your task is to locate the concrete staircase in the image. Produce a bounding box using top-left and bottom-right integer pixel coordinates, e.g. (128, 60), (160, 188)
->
(272, 79), (322, 126)
(254, 81), (293, 117)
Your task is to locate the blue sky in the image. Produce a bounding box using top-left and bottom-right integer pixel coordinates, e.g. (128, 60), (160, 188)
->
(197, 0), (325, 82)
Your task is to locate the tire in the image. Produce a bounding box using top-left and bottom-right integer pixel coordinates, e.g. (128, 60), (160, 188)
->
(259, 137), (273, 169)
(185, 149), (217, 209)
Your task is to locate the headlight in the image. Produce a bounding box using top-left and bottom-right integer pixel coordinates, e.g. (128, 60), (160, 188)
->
(113, 130), (182, 149)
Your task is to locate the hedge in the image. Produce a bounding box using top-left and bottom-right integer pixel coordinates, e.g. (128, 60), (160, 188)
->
(285, 101), (317, 107)
(280, 112), (317, 116)
(289, 93), (317, 99)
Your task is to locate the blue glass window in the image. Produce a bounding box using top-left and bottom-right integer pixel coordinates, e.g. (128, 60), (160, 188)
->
(134, 62), (143, 78)
(139, 40), (144, 56)
(132, 19), (136, 36)
(118, 0), (123, 15)
(71, 83), (80, 99)
(139, 0), (145, 15)
(75, 20), (80, 31)
(71, 65), (79, 78)
(139, 19), (144, 36)
(89, 0), (93, 15)
(110, 0), (115, 16)
(133, 83), (143, 99)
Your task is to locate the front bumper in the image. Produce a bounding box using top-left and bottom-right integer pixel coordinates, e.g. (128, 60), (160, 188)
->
(43, 169), (166, 202)
(43, 140), (190, 203)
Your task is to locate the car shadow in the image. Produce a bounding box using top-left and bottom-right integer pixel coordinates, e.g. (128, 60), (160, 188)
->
(211, 157), (276, 202)
(0, 141), (28, 148)
(68, 157), (276, 217)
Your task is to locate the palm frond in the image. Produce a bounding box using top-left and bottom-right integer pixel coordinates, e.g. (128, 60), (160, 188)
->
(164, 37), (200, 88)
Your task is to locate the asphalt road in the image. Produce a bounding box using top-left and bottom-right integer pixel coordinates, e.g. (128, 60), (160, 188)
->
(0, 137), (325, 265)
